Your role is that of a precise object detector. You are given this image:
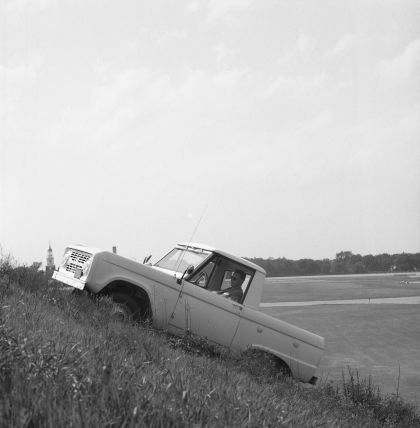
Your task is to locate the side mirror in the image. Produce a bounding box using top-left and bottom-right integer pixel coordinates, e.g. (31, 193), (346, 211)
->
(177, 265), (194, 284)
(143, 255), (152, 264)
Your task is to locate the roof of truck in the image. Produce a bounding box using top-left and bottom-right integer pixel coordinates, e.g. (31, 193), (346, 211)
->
(177, 242), (266, 275)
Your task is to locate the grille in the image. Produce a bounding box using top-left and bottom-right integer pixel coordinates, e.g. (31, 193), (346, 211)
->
(65, 250), (92, 273)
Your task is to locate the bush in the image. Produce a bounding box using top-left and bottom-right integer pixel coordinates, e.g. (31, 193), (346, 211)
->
(0, 250), (48, 292)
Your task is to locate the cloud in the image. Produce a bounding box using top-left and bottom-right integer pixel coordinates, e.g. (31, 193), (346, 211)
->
(399, 104), (420, 137)
(213, 42), (235, 64)
(45, 67), (171, 149)
(275, 32), (318, 70)
(300, 110), (333, 133)
(0, 57), (42, 84)
(297, 32), (315, 55)
(186, 1), (201, 14)
(377, 38), (420, 84)
(156, 30), (187, 46)
(0, 57), (42, 123)
(267, 72), (326, 99)
(65, 65), (256, 156)
(2, 0), (49, 11)
(207, 0), (255, 21)
(212, 68), (246, 89)
(91, 68), (151, 112)
(328, 34), (361, 56)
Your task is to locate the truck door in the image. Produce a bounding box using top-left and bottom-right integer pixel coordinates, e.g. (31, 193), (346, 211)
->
(168, 282), (243, 347)
(167, 258), (243, 347)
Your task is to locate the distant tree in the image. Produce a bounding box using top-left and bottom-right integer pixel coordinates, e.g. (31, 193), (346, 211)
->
(394, 253), (413, 272)
(350, 253), (362, 264)
(412, 253), (420, 270)
(318, 259), (331, 275)
(248, 251), (419, 277)
(376, 253), (392, 272)
(362, 254), (380, 272)
(353, 261), (366, 274)
(297, 259), (320, 275)
(335, 251), (353, 263)
(330, 260), (347, 274)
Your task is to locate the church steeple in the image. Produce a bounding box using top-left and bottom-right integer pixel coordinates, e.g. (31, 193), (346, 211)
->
(46, 242), (55, 277)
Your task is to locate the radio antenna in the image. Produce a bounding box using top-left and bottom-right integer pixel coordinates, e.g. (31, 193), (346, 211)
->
(175, 205), (208, 273)
(187, 204), (207, 249)
(169, 205), (208, 324)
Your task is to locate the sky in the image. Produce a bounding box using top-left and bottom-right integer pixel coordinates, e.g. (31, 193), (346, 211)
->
(1, 0), (419, 266)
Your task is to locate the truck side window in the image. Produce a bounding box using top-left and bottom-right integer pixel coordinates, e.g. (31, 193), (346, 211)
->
(188, 261), (216, 288)
(220, 271), (252, 292)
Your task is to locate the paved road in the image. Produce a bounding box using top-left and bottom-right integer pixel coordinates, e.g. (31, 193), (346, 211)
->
(261, 295), (420, 307)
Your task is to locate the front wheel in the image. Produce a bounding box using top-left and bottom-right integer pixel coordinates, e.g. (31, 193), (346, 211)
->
(109, 292), (140, 322)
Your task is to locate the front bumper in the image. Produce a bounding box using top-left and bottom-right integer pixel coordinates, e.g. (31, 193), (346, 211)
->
(53, 269), (86, 290)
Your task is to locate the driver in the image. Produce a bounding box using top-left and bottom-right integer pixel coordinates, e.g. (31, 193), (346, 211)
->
(223, 269), (245, 303)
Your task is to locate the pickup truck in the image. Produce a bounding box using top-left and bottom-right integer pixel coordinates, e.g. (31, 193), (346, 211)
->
(53, 242), (325, 383)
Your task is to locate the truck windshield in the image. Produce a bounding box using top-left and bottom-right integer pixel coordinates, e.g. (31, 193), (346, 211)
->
(155, 248), (211, 273)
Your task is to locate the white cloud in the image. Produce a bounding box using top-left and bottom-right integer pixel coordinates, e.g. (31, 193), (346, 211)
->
(91, 107), (139, 143)
(0, 57), (42, 124)
(207, 0), (255, 21)
(377, 38), (420, 84)
(213, 42), (235, 64)
(267, 72), (326, 99)
(0, 57), (42, 84)
(399, 104), (420, 137)
(329, 34), (361, 56)
(297, 31), (314, 54)
(276, 51), (294, 68)
(275, 32), (318, 71)
(156, 30), (187, 46)
(300, 110), (333, 133)
(212, 68), (246, 89)
(91, 68), (151, 112)
(2, 0), (49, 11)
(186, 1), (201, 14)
(45, 67), (171, 149)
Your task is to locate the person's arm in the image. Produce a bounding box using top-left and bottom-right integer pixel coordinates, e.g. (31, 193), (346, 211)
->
(224, 287), (243, 303)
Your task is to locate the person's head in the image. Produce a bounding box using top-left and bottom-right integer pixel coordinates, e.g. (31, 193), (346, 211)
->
(231, 269), (246, 288)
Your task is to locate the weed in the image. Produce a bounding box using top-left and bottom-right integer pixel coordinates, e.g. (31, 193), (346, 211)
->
(339, 367), (420, 426)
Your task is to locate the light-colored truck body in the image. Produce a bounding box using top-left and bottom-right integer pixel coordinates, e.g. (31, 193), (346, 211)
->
(53, 242), (325, 383)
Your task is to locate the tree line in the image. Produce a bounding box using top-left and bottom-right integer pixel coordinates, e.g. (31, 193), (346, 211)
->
(247, 251), (420, 277)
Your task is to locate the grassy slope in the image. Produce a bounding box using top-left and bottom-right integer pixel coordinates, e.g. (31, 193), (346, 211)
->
(0, 282), (419, 427)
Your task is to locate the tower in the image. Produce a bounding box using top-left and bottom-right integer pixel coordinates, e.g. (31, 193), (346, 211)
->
(46, 242), (55, 277)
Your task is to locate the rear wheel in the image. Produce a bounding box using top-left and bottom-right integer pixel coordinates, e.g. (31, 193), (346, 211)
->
(109, 292), (140, 322)
(275, 357), (292, 377)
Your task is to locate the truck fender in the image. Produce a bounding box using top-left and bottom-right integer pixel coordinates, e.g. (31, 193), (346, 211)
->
(247, 344), (292, 376)
(99, 279), (153, 322)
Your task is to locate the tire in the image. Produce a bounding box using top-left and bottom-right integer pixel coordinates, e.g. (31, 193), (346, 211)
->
(275, 358), (292, 377)
(109, 292), (140, 322)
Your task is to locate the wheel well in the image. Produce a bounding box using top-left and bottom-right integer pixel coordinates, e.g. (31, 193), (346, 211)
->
(100, 280), (152, 320)
(273, 356), (292, 376)
(247, 347), (292, 377)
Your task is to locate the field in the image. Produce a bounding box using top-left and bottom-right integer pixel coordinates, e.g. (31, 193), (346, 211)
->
(260, 273), (420, 406)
